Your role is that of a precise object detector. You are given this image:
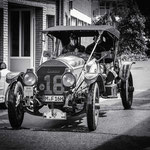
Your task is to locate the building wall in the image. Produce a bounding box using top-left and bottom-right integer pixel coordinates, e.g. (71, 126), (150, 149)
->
(73, 0), (91, 18)
(92, 0), (125, 17)
(0, 1), (3, 8)
(3, 0), (8, 65)
(0, 8), (3, 62)
(35, 5), (56, 70)
(1, 0), (93, 71)
(35, 7), (43, 70)
(63, 0), (92, 26)
(0, 0), (56, 71)
(0, 0), (8, 65)
(0, 0), (9, 64)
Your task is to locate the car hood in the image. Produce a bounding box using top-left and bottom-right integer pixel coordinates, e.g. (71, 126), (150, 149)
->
(37, 54), (86, 75)
(56, 55), (85, 69)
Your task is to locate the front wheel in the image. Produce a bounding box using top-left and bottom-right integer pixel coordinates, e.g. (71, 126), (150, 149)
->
(8, 81), (24, 129)
(120, 73), (134, 109)
(87, 82), (100, 131)
(4, 86), (10, 108)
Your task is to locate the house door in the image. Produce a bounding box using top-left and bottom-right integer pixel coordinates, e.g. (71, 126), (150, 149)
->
(9, 9), (35, 72)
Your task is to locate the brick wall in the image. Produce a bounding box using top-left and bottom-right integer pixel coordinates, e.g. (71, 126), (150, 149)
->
(0, 0), (8, 64)
(0, 0), (8, 65)
(35, 7), (43, 70)
(0, 9), (3, 62)
(3, 0), (8, 65)
(35, 6), (47, 70)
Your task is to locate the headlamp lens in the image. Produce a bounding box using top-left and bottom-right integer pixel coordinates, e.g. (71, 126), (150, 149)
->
(23, 72), (37, 86)
(62, 73), (75, 87)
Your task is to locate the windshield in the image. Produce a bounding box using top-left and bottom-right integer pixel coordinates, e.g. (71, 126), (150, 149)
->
(42, 31), (116, 62)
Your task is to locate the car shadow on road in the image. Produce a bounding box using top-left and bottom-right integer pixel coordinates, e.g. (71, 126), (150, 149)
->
(28, 111), (108, 133)
(0, 111), (107, 133)
(92, 135), (150, 150)
(92, 115), (150, 150)
(133, 89), (150, 109)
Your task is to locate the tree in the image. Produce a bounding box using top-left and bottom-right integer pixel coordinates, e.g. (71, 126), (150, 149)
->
(94, 0), (147, 55)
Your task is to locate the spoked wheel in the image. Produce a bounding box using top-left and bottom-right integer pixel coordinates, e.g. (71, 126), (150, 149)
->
(87, 82), (100, 131)
(8, 81), (24, 129)
(120, 72), (134, 109)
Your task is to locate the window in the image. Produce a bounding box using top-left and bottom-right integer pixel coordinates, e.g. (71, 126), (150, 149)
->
(71, 17), (77, 26)
(10, 11), (19, 56)
(21, 11), (30, 57)
(10, 10), (30, 57)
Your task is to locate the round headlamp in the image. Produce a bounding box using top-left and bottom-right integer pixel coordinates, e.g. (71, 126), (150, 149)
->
(62, 72), (76, 87)
(23, 72), (37, 86)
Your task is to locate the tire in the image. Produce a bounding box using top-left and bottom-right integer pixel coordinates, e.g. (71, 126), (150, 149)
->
(120, 73), (134, 109)
(0, 88), (9, 109)
(87, 82), (100, 131)
(0, 103), (7, 109)
(8, 81), (24, 129)
(4, 87), (9, 108)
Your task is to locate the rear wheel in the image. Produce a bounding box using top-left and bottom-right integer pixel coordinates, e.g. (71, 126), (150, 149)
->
(87, 82), (100, 131)
(120, 73), (134, 109)
(8, 81), (24, 129)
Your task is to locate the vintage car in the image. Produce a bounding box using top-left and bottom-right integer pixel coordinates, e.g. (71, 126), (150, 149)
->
(6, 25), (134, 131)
(0, 62), (10, 108)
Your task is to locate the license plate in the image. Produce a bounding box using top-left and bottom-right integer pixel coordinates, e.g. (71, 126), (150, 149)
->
(24, 86), (33, 97)
(43, 109), (66, 120)
(44, 95), (64, 102)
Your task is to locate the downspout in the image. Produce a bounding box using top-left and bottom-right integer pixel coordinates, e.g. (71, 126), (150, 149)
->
(56, 0), (64, 26)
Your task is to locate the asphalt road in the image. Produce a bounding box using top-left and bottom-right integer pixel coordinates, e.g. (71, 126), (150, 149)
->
(0, 60), (150, 150)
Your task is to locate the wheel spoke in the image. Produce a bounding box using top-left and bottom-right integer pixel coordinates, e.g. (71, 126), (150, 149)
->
(15, 92), (21, 107)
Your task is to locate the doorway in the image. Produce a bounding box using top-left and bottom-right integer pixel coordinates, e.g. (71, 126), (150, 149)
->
(9, 9), (35, 72)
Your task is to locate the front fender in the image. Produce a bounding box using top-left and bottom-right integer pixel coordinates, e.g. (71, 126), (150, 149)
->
(119, 62), (134, 81)
(84, 73), (98, 85)
(85, 73), (105, 94)
(6, 72), (24, 84)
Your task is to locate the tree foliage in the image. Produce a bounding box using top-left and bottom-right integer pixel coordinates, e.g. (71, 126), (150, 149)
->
(94, 0), (147, 55)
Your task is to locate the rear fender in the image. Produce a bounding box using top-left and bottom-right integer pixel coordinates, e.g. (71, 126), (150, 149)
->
(119, 62), (134, 81)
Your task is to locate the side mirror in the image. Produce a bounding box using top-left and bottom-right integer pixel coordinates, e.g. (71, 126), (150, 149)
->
(0, 62), (6, 70)
(43, 51), (51, 58)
